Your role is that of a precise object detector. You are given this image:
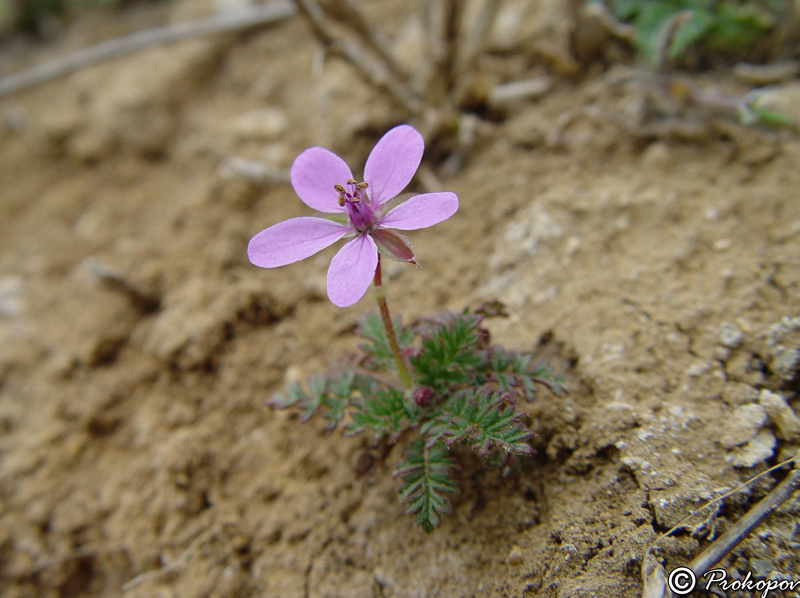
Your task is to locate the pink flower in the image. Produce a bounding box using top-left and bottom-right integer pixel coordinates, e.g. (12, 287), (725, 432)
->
(247, 125), (459, 307)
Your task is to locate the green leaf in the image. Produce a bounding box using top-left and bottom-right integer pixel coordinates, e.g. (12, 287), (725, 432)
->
(667, 8), (714, 60)
(630, 1), (684, 63)
(346, 387), (418, 440)
(267, 371), (356, 430)
(612, 0), (642, 21)
(410, 313), (484, 391)
(611, 0), (781, 63)
(423, 390), (534, 457)
(709, 2), (773, 49)
(480, 346), (567, 399)
(394, 440), (459, 533)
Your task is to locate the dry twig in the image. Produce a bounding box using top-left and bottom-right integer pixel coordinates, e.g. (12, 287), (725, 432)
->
(329, 0), (409, 81)
(453, 0), (500, 82)
(688, 466), (800, 579)
(488, 76), (551, 107)
(0, 1), (295, 97)
(292, 0), (420, 113)
(293, 0), (499, 120)
(732, 61), (800, 86)
(642, 455), (800, 598)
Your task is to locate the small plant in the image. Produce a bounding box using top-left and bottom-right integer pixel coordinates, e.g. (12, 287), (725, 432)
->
(602, 0), (782, 66)
(248, 125), (565, 532)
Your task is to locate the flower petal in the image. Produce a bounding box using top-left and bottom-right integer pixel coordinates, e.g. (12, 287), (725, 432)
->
(248, 217), (350, 268)
(327, 234), (378, 307)
(378, 192), (458, 230)
(364, 125), (424, 207)
(290, 147), (353, 213)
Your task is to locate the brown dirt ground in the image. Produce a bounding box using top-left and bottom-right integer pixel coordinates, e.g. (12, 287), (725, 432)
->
(1, 1), (799, 597)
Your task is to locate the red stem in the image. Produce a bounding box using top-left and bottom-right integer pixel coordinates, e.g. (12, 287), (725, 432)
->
(373, 255), (413, 388)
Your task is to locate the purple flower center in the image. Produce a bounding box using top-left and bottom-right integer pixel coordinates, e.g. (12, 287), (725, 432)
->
(336, 179), (378, 232)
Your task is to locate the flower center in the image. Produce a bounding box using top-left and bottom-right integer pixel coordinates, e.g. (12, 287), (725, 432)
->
(335, 179), (378, 232)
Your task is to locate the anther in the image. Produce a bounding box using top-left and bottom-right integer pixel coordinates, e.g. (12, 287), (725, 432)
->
(337, 195), (346, 206)
(334, 184), (346, 194)
(356, 182), (368, 191)
(346, 178), (357, 185)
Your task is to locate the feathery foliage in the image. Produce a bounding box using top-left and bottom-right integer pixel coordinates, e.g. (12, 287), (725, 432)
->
(268, 371), (356, 430)
(267, 305), (566, 531)
(424, 390), (534, 457)
(346, 386), (417, 441)
(395, 440), (459, 533)
(480, 345), (566, 399)
(411, 312), (485, 391)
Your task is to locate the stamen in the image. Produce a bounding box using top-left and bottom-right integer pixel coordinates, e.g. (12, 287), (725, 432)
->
(356, 182), (368, 191)
(337, 195), (346, 206)
(334, 184), (346, 194)
(346, 178), (357, 185)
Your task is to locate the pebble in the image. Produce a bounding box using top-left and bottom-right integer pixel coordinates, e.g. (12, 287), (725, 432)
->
(686, 361), (710, 378)
(729, 430), (776, 468)
(759, 389), (800, 442)
(507, 545), (524, 566)
(718, 403), (766, 449)
(770, 347), (799, 382)
(721, 383), (759, 407)
(718, 321), (743, 348)
(766, 316), (800, 347)
(713, 347), (731, 362)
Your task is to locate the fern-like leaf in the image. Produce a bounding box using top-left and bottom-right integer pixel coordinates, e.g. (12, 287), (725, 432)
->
(481, 346), (567, 399)
(267, 371), (356, 430)
(394, 439), (459, 533)
(423, 390), (533, 457)
(411, 313), (484, 391)
(346, 387), (418, 441)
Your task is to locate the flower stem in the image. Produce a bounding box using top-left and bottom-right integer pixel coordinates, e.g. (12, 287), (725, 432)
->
(373, 255), (413, 389)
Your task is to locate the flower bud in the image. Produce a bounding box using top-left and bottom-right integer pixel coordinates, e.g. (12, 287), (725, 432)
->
(413, 385), (435, 407)
(371, 228), (417, 264)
